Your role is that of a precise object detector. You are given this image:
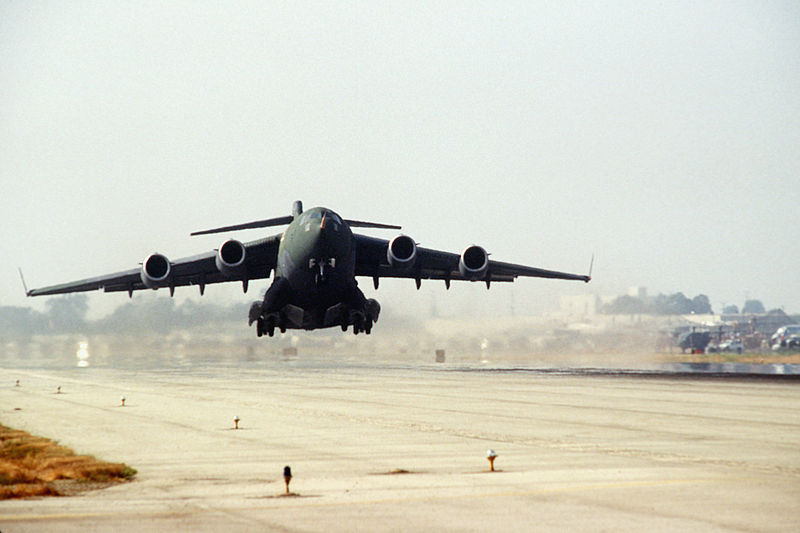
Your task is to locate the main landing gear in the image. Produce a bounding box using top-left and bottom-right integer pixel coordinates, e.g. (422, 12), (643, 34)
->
(248, 277), (292, 337)
(247, 278), (381, 337)
(342, 298), (380, 335)
(249, 303), (287, 338)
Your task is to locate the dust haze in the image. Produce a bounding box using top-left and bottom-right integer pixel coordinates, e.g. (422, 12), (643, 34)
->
(2, 292), (677, 370)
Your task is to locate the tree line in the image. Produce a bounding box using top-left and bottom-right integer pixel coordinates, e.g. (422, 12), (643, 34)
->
(0, 294), (249, 339)
(1, 291), (778, 340)
(601, 292), (769, 316)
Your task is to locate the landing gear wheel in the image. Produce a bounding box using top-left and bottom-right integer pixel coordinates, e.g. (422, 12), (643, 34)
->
(248, 301), (262, 326)
(353, 316), (364, 335)
(256, 317), (264, 337)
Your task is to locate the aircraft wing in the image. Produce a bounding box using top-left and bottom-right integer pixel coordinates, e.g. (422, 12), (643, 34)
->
(27, 235), (281, 297)
(353, 234), (590, 285)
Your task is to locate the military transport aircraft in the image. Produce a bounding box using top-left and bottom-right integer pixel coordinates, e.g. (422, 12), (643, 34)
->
(26, 201), (591, 337)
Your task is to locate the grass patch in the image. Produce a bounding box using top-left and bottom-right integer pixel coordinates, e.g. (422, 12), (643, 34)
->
(0, 423), (136, 499)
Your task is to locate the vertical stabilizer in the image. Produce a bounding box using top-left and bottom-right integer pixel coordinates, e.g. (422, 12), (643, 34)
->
(292, 200), (303, 219)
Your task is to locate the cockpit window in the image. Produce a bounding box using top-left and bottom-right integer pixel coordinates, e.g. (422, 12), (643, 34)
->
(301, 209), (341, 226)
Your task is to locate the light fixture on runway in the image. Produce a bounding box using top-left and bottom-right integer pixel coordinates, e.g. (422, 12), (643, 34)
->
(283, 465), (292, 494)
(487, 449), (497, 471)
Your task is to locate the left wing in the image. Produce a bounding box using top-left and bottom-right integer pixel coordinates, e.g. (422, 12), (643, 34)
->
(27, 235), (281, 297)
(354, 234), (590, 287)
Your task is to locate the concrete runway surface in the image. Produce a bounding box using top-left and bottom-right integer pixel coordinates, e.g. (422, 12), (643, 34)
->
(1, 359), (799, 532)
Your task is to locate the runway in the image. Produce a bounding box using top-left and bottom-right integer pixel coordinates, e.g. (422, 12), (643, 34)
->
(1, 358), (799, 532)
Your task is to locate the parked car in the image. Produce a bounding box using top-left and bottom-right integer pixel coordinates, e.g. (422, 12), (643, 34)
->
(707, 338), (744, 354)
(771, 325), (800, 351)
(718, 338), (744, 354)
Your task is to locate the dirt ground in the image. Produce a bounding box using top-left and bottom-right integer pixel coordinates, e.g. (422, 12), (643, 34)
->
(1, 361), (798, 532)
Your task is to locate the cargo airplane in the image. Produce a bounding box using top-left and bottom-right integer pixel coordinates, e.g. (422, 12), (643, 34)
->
(26, 201), (591, 337)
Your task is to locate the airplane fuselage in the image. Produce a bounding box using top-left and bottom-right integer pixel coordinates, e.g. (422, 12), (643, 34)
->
(260, 207), (372, 333)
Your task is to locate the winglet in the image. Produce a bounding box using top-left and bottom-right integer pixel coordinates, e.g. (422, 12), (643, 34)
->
(585, 254), (594, 283)
(18, 268), (30, 296)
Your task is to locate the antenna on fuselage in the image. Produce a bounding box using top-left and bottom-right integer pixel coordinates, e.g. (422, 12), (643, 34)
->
(292, 200), (303, 218)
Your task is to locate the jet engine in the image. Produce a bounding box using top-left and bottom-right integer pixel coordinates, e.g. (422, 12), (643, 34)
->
(387, 235), (417, 269)
(459, 245), (489, 280)
(140, 253), (171, 289)
(215, 239), (246, 277)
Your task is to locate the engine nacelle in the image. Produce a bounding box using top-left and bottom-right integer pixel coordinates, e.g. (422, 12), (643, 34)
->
(459, 245), (489, 280)
(140, 253), (171, 289)
(216, 239), (246, 277)
(387, 235), (417, 269)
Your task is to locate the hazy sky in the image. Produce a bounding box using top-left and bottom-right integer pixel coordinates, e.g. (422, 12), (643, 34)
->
(2, 1), (799, 319)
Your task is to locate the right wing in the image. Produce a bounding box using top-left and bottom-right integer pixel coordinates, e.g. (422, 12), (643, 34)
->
(354, 234), (590, 285)
(26, 234), (281, 297)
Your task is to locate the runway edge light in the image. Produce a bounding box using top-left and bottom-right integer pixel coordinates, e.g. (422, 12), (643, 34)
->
(487, 449), (498, 471)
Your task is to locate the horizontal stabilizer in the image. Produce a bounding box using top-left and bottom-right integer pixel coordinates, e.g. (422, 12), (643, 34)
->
(345, 220), (402, 230)
(191, 216), (294, 236)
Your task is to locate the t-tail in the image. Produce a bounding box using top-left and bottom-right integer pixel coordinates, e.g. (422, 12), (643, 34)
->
(190, 201), (400, 237)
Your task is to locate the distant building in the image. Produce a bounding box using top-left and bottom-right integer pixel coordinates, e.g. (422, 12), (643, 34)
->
(720, 310), (797, 336)
(628, 286), (647, 299)
(559, 294), (600, 316)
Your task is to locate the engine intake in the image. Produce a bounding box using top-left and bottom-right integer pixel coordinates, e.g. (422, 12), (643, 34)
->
(459, 245), (488, 280)
(141, 253), (171, 289)
(387, 235), (417, 269)
(216, 239), (246, 277)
